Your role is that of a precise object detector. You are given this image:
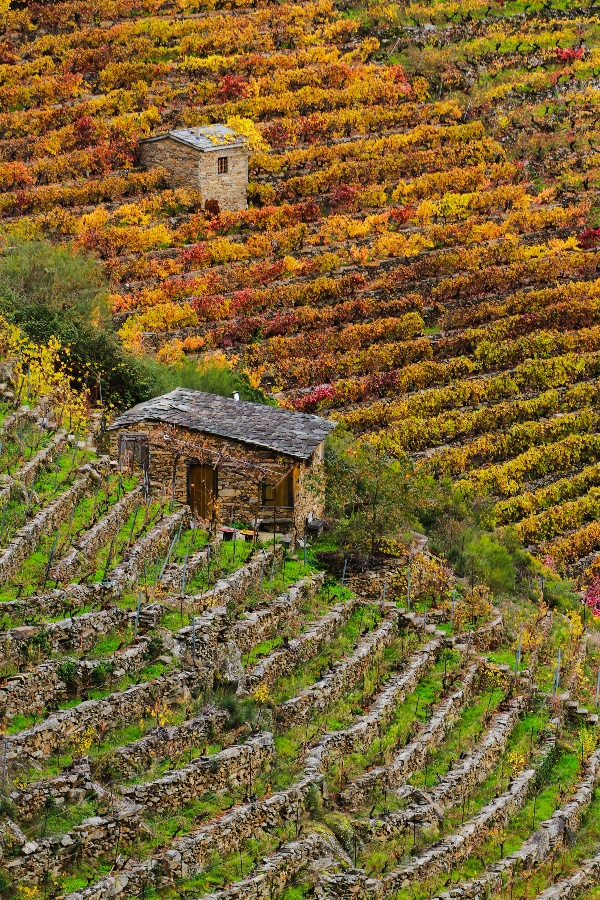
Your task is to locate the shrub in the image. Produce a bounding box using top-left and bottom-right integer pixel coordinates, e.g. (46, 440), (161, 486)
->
(0, 869), (14, 899)
(90, 661), (115, 686)
(57, 659), (78, 688)
(144, 635), (164, 660)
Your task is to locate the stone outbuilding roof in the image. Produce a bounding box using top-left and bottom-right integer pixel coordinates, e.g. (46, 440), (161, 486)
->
(139, 124), (246, 153)
(108, 389), (337, 460)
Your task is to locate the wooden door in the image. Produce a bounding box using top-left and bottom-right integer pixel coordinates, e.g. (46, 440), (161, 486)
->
(188, 464), (217, 519)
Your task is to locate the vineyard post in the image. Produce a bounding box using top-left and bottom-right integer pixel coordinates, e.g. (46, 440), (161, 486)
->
(341, 557), (348, 587)
(1, 737), (7, 797)
(181, 552), (189, 597)
(554, 648), (561, 693)
(407, 565), (411, 609)
(127, 500), (141, 548)
(134, 589), (142, 640)
(192, 615), (196, 661)
(42, 532), (60, 590)
(515, 622), (522, 674)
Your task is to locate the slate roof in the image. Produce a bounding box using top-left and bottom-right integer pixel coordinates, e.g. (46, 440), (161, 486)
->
(140, 124), (246, 153)
(108, 389), (336, 460)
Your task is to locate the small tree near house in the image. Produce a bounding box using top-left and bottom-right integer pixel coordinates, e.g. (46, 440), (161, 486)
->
(323, 433), (428, 557)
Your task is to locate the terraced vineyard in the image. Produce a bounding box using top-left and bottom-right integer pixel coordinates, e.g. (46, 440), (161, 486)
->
(2, 0), (600, 579)
(0, 333), (599, 900)
(4, 1), (600, 898)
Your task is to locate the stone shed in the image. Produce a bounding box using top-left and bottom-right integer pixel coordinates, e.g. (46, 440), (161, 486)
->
(139, 124), (248, 211)
(108, 389), (336, 534)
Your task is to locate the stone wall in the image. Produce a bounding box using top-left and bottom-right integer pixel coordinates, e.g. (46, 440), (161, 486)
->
(65, 774), (322, 900)
(201, 833), (349, 900)
(435, 748), (600, 900)
(2, 605), (133, 665)
(5, 670), (195, 761)
(181, 545), (282, 610)
(52, 484), (144, 584)
(120, 731), (275, 811)
(305, 635), (444, 779)
(9, 758), (98, 822)
(107, 706), (229, 779)
(534, 849), (600, 900)
(1, 603), (165, 718)
(364, 693), (531, 838)
(0, 584), (91, 622)
(109, 422), (326, 534)
(198, 145), (248, 211)
(139, 139), (199, 189)
(340, 659), (482, 809)
(2, 804), (142, 883)
(245, 596), (360, 691)
(16, 428), (68, 489)
(232, 572), (323, 654)
(102, 506), (190, 597)
(275, 610), (399, 729)
(0, 467), (92, 582)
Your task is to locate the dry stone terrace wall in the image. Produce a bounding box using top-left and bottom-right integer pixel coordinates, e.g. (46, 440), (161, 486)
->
(174, 572), (322, 658)
(0, 584), (92, 621)
(108, 706), (229, 779)
(65, 775), (322, 900)
(382, 712), (562, 891)
(364, 693), (531, 839)
(51, 483), (144, 584)
(159, 544), (209, 593)
(390, 769), (537, 887)
(0, 603), (165, 719)
(231, 571), (324, 654)
(0, 466), (93, 582)
(436, 749), (600, 900)
(5, 669), (196, 761)
(2, 605), (133, 664)
(533, 849), (600, 900)
(120, 731), (275, 812)
(173, 544), (281, 611)
(0, 400), (53, 440)
(60, 624), (447, 900)
(340, 659), (482, 809)
(13, 428), (68, 490)
(3, 736), (276, 884)
(275, 608), (400, 729)
(9, 758), (98, 822)
(245, 596), (361, 691)
(305, 634), (445, 779)
(200, 833), (350, 900)
(102, 505), (190, 597)
(2, 804), (142, 884)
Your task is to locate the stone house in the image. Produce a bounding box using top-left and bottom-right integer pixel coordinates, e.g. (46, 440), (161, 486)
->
(139, 124), (248, 211)
(108, 389), (336, 534)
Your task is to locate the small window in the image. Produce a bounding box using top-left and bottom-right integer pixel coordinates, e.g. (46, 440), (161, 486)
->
(217, 156), (228, 174)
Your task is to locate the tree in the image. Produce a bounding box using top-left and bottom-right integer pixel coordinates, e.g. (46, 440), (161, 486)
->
(323, 432), (429, 556)
(0, 237), (152, 410)
(0, 238), (267, 411)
